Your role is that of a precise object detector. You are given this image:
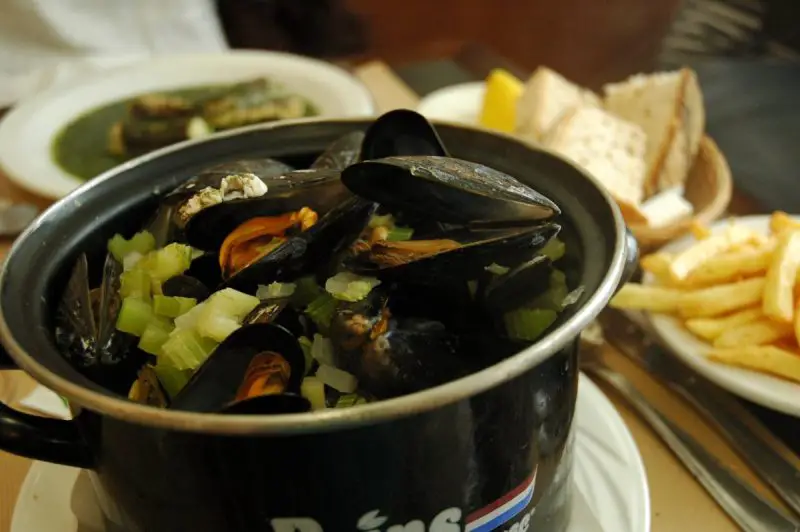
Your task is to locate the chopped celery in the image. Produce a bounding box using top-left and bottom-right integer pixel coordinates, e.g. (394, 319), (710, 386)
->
(485, 263), (510, 275)
(467, 280), (479, 298)
(205, 288), (260, 320)
(368, 213), (395, 229)
(336, 393), (368, 408)
(123, 251), (143, 272)
(153, 363), (192, 398)
(142, 243), (193, 283)
(300, 377), (326, 410)
(108, 231), (156, 262)
(116, 298), (154, 336)
(290, 276), (323, 308)
(298, 336), (314, 375)
(304, 293), (338, 331)
(160, 328), (218, 371)
(311, 334), (335, 365)
(562, 286), (585, 309)
(386, 226), (414, 241)
(504, 308), (557, 342)
(527, 270), (569, 311)
(325, 272), (381, 302)
(120, 269), (152, 300)
(256, 282), (296, 300)
(541, 238), (566, 262)
(138, 318), (175, 355)
(173, 301), (206, 330)
(195, 307), (241, 342)
(316, 364), (358, 393)
(153, 295), (197, 318)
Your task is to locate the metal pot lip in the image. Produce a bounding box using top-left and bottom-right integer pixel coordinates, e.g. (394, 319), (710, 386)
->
(0, 117), (628, 436)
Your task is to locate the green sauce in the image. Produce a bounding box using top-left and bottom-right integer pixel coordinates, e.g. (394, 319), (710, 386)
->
(52, 85), (318, 181)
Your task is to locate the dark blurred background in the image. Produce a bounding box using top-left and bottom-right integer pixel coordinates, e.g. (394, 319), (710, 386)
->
(217, 0), (798, 87)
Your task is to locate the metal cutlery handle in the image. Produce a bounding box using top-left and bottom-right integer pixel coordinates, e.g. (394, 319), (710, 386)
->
(600, 309), (800, 517)
(584, 364), (800, 532)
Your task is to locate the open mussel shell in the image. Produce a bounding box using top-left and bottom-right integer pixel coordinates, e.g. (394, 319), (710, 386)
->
(128, 366), (170, 408)
(161, 274), (211, 302)
(311, 131), (365, 170)
(360, 109), (449, 159)
(342, 156), (560, 225)
(170, 323), (306, 413)
(481, 254), (553, 314)
(350, 223), (561, 287)
(187, 255), (223, 291)
(184, 168), (350, 251)
(223, 196), (377, 292)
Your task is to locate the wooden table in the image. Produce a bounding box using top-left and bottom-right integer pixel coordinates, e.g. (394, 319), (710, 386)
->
(0, 52), (796, 532)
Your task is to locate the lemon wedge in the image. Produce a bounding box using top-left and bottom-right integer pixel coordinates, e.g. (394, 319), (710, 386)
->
(479, 69), (523, 132)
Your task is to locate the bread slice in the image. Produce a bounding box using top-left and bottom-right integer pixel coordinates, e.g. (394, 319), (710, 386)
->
(515, 66), (601, 141)
(603, 68), (705, 196)
(543, 106), (648, 224)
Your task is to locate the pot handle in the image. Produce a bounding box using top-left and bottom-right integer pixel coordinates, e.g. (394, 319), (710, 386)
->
(617, 229), (640, 293)
(0, 344), (93, 469)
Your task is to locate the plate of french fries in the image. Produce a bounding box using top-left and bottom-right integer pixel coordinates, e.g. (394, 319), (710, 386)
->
(610, 212), (800, 417)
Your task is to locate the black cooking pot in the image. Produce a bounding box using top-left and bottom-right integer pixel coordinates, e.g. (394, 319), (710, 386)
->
(0, 119), (636, 532)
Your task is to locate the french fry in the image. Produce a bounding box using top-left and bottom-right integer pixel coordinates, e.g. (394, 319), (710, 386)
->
(640, 253), (673, 284)
(669, 224), (765, 281)
(769, 211), (800, 236)
(678, 277), (765, 318)
(689, 221), (712, 240)
(763, 230), (800, 323)
(712, 317), (794, 347)
(609, 284), (685, 313)
(684, 307), (762, 341)
(678, 243), (774, 288)
(707, 345), (800, 384)
(793, 298), (800, 348)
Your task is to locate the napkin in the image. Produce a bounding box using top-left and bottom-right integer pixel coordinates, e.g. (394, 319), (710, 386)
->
(18, 385), (72, 420)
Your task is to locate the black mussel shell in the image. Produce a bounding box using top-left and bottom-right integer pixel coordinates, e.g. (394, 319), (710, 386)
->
(385, 281), (487, 334)
(184, 168), (350, 251)
(161, 274), (211, 302)
(243, 298), (289, 325)
(224, 197), (377, 292)
(311, 131), (365, 170)
(341, 156), (560, 224)
(187, 255), (223, 290)
(354, 318), (470, 399)
(360, 109), (449, 159)
(349, 223), (561, 287)
(219, 393), (311, 415)
(168, 158), (294, 200)
(169, 323), (305, 413)
(482, 255), (554, 314)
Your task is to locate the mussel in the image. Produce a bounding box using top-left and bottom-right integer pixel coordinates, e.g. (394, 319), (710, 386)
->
(170, 323), (307, 413)
(183, 168), (350, 251)
(311, 131), (365, 170)
(481, 255), (553, 314)
(55, 253), (146, 394)
(333, 303), (470, 400)
(169, 158), (294, 201)
(360, 109), (449, 159)
(348, 223), (561, 286)
(223, 196), (377, 292)
(342, 156), (560, 225)
(128, 366), (170, 407)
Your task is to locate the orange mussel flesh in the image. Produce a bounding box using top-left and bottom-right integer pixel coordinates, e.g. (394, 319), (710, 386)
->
(234, 351), (292, 402)
(219, 207), (318, 279)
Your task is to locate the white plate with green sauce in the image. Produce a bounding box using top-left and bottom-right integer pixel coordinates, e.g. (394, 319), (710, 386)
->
(0, 51), (376, 200)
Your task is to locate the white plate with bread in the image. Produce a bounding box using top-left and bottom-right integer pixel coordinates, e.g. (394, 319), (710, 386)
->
(417, 66), (733, 249)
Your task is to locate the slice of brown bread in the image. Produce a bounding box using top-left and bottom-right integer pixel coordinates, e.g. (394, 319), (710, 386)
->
(543, 106), (648, 224)
(603, 68), (705, 197)
(515, 66), (601, 142)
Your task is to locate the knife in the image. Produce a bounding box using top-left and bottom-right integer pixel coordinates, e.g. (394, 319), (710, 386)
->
(584, 362), (800, 532)
(599, 308), (800, 518)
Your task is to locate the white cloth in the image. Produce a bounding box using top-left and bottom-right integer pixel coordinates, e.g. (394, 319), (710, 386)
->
(0, 0), (229, 106)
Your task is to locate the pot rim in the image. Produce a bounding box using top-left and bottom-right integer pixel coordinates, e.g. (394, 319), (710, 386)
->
(0, 117), (627, 435)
